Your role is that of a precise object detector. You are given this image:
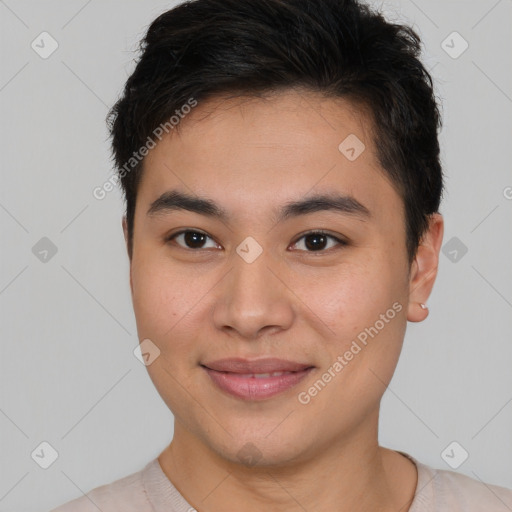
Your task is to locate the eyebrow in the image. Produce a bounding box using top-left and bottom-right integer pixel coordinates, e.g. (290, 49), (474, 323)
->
(147, 189), (371, 223)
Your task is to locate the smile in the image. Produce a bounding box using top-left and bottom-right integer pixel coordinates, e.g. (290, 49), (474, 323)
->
(201, 358), (315, 400)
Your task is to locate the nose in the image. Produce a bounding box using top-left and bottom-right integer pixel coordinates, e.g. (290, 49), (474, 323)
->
(212, 250), (295, 340)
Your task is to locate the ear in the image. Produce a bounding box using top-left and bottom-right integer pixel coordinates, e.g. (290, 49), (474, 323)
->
(122, 216), (133, 296)
(407, 213), (444, 322)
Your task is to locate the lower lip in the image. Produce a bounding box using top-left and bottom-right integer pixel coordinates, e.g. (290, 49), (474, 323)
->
(202, 367), (314, 400)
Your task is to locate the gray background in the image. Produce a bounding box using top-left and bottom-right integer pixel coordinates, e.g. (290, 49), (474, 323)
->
(0, 0), (511, 510)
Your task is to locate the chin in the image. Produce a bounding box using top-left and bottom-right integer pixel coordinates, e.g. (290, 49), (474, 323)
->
(200, 423), (318, 469)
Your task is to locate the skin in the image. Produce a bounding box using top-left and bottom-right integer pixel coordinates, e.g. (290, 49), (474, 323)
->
(122, 88), (444, 512)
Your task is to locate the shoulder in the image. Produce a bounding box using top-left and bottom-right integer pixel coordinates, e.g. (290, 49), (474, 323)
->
(409, 455), (512, 511)
(49, 462), (152, 512)
(432, 466), (512, 510)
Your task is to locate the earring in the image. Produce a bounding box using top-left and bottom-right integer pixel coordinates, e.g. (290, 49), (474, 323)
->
(420, 303), (428, 310)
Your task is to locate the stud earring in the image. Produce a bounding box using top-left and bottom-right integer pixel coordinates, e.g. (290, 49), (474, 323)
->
(420, 303), (428, 310)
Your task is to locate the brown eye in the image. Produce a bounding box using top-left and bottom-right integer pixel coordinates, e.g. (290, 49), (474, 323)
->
(291, 231), (346, 252)
(167, 230), (219, 250)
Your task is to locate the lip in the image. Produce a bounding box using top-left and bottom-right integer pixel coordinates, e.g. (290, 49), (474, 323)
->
(202, 357), (313, 373)
(201, 358), (315, 400)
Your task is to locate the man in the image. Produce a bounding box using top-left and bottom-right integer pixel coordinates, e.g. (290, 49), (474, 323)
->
(52, 0), (512, 510)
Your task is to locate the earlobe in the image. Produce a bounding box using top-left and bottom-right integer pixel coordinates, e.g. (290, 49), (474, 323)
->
(407, 213), (444, 323)
(409, 302), (429, 323)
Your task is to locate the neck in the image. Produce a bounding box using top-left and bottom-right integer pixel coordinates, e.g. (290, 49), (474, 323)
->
(158, 414), (417, 512)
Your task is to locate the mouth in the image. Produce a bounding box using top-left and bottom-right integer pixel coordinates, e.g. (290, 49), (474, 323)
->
(201, 357), (315, 400)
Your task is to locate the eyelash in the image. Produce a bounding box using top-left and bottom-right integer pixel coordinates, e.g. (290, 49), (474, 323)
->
(165, 229), (347, 253)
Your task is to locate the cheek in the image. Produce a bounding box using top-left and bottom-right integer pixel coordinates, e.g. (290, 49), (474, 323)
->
(315, 259), (408, 380)
(131, 259), (202, 400)
(313, 260), (402, 330)
(131, 255), (195, 340)
(297, 271), (407, 427)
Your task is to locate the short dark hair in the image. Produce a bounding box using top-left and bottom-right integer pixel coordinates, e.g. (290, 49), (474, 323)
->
(107, 0), (443, 262)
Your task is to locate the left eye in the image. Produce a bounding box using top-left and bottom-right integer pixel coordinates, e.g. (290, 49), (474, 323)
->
(167, 229), (345, 253)
(290, 231), (346, 252)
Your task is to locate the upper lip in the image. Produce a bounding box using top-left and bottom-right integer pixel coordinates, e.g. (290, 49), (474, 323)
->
(202, 357), (314, 374)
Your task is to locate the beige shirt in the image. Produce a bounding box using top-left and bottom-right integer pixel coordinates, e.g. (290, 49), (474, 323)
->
(50, 451), (512, 511)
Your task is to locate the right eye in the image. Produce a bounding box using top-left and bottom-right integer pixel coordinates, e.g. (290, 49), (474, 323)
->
(166, 229), (221, 250)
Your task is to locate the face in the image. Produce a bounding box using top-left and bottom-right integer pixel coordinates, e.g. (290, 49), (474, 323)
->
(125, 89), (427, 466)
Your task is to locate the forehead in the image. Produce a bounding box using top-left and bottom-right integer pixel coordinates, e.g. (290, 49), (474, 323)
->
(138, 88), (401, 223)
(171, 89), (374, 156)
